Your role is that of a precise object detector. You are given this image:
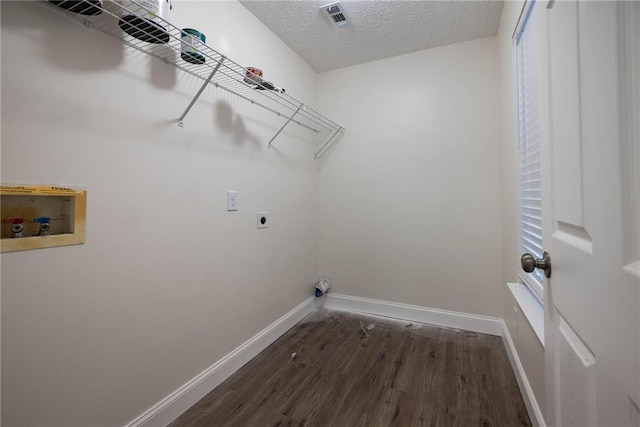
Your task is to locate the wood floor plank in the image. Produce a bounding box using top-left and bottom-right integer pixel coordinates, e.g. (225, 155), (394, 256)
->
(169, 311), (531, 427)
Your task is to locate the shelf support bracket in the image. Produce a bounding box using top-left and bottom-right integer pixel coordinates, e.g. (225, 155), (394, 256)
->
(178, 57), (226, 127)
(268, 104), (303, 148)
(314, 127), (344, 160)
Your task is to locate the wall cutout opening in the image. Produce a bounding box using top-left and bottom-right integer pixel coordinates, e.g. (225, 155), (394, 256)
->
(1, 184), (87, 253)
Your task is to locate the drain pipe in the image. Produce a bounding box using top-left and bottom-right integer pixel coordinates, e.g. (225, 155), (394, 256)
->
(315, 278), (332, 297)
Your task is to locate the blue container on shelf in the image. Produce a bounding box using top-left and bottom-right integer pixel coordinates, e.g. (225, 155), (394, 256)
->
(181, 28), (206, 64)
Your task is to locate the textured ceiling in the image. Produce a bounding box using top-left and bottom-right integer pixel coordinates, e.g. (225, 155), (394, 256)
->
(240, 1), (504, 72)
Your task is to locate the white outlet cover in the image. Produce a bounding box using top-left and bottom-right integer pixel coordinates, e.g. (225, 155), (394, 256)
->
(257, 212), (269, 229)
(227, 191), (238, 211)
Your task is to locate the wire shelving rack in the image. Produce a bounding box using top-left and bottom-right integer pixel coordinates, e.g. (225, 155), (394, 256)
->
(41, 0), (345, 159)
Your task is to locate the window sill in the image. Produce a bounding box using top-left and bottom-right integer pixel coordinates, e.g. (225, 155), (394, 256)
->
(508, 282), (545, 347)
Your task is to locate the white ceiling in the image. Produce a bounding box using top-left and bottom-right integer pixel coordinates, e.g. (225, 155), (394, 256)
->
(239, 1), (504, 73)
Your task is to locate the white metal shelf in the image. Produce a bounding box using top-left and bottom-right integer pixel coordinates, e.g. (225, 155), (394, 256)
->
(42, 0), (345, 159)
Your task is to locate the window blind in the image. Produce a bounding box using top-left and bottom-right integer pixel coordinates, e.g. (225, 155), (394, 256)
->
(515, 2), (544, 297)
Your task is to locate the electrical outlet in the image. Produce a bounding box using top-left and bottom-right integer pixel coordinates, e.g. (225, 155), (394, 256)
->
(257, 212), (268, 229)
(227, 191), (238, 211)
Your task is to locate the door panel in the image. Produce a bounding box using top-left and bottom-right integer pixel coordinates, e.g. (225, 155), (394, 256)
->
(545, 1), (640, 426)
(555, 314), (596, 427)
(548, 1), (587, 239)
(620, 1), (640, 277)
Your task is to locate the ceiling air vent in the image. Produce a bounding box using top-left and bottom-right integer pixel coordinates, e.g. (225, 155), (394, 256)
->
(321, 2), (351, 28)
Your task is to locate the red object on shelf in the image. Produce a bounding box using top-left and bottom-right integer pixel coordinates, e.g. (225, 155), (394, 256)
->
(3, 218), (24, 224)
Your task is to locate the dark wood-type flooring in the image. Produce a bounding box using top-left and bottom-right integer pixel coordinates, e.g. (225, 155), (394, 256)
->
(170, 310), (531, 427)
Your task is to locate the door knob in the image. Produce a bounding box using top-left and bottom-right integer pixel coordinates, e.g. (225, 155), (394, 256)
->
(521, 251), (552, 278)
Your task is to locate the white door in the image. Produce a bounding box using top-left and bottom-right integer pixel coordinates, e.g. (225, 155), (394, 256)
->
(539, 1), (640, 426)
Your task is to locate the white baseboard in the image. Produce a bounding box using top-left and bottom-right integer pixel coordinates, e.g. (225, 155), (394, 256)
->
(125, 297), (316, 427)
(324, 293), (503, 336)
(501, 320), (546, 427)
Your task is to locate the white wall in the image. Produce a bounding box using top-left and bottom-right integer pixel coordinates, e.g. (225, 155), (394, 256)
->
(317, 37), (503, 317)
(0, 2), (321, 425)
(505, 285), (546, 418)
(497, 0), (546, 418)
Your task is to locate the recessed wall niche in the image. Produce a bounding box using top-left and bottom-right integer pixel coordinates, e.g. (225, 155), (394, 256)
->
(1, 184), (87, 253)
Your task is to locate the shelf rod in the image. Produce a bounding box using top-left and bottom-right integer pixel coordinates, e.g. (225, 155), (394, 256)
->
(178, 57), (226, 127)
(316, 127), (340, 155)
(314, 127), (343, 159)
(316, 129), (344, 160)
(268, 104), (303, 148)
